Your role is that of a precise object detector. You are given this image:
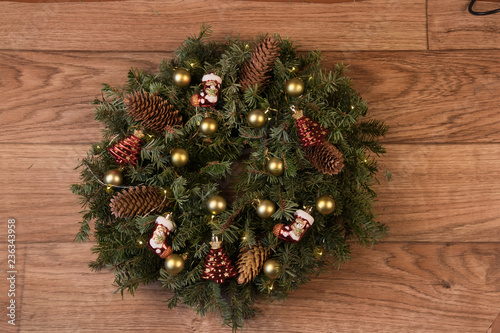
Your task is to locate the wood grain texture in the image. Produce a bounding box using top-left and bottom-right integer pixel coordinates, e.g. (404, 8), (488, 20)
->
(5, 242), (499, 332)
(2, 143), (500, 243)
(2, 50), (500, 145)
(0, 0), (426, 52)
(428, 0), (500, 50)
(1, 0), (499, 331)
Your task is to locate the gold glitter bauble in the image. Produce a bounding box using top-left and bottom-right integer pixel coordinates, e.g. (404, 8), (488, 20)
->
(316, 195), (336, 215)
(104, 169), (123, 186)
(266, 157), (284, 176)
(172, 68), (191, 87)
(170, 148), (189, 167)
(263, 259), (281, 279)
(207, 195), (227, 215)
(199, 117), (218, 135)
(247, 109), (267, 128)
(256, 199), (275, 218)
(164, 254), (184, 274)
(285, 77), (305, 97)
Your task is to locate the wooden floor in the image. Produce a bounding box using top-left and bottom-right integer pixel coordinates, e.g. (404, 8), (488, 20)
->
(1, 0), (500, 332)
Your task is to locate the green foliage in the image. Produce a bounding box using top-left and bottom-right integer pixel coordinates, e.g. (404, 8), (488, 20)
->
(71, 26), (388, 331)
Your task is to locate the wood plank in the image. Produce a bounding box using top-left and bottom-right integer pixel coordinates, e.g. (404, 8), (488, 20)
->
(428, 0), (500, 50)
(2, 50), (500, 144)
(0, 0), (426, 52)
(0, 51), (166, 144)
(2, 143), (500, 243)
(15, 242), (500, 332)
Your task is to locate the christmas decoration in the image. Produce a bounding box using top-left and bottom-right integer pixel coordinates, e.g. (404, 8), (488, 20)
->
(148, 213), (175, 258)
(266, 157), (284, 176)
(199, 116), (218, 135)
(107, 132), (143, 166)
(170, 148), (189, 167)
(206, 195), (227, 215)
(273, 207), (314, 243)
(195, 72), (222, 108)
(285, 77), (305, 97)
(125, 91), (183, 132)
(239, 36), (280, 92)
(103, 169), (123, 186)
(72, 27), (388, 330)
(109, 185), (169, 218)
(313, 246), (325, 259)
(201, 236), (237, 283)
(164, 254), (185, 274)
(316, 195), (335, 215)
(263, 259), (281, 279)
(292, 108), (329, 148)
(190, 94), (200, 108)
(136, 236), (147, 248)
(256, 199), (275, 219)
(172, 68), (191, 87)
(291, 107), (345, 175)
(236, 244), (270, 284)
(247, 109), (267, 128)
(305, 141), (344, 175)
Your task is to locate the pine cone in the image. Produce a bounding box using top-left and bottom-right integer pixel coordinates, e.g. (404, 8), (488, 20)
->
(305, 141), (345, 175)
(110, 185), (170, 218)
(124, 91), (182, 132)
(236, 244), (270, 284)
(239, 36), (280, 92)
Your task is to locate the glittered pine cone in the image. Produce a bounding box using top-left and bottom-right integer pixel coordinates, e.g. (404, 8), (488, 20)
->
(305, 141), (345, 175)
(239, 36), (280, 92)
(236, 244), (270, 284)
(124, 91), (182, 132)
(109, 185), (170, 218)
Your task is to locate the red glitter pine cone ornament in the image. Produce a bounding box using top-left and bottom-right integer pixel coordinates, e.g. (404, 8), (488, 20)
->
(107, 130), (144, 166)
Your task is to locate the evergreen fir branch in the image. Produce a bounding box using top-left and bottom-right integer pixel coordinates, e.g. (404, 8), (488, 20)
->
(71, 29), (389, 331)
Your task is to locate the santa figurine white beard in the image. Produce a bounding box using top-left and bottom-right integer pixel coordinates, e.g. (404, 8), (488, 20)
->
(148, 213), (175, 258)
(273, 208), (314, 243)
(197, 72), (222, 108)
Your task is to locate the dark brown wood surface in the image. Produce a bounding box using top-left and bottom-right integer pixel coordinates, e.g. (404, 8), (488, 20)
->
(1, 0), (500, 332)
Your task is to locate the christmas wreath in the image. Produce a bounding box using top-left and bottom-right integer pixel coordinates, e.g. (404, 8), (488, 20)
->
(72, 26), (388, 330)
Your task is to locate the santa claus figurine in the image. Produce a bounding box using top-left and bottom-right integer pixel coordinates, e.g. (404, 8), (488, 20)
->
(273, 207), (314, 243)
(148, 213), (175, 258)
(190, 72), (222, 108)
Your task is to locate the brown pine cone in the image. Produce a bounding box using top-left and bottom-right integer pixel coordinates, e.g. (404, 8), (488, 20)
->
(236, 244), (270, 284)
(124, 91), (182, 132)
(110, 185), (170, 218)
(305, 141), (344, 175)
(239, 36), (280, 92)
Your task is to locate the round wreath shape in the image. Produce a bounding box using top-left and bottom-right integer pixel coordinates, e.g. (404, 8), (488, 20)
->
(72, 27), (388, 330)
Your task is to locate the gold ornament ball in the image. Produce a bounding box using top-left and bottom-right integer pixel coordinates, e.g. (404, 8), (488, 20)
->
(285, 77), (305, 97)
(207, 195), (227, 215)
(247, 109), (267, 128)
(267, 157), (284, 176)
(171, 148), (189, 167)
(256, 199), (276, 219)
(164, 254), (184, 274)
(104, 169), (123, 186)
(172, 68), (191, 87)
(316, 195), (336, 215)
(199, 117), (218, 135)
(263, 259), (281, 279)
